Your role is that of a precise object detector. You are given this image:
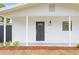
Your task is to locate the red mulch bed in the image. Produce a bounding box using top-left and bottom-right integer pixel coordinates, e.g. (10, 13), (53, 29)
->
(0, 46), (79, 50)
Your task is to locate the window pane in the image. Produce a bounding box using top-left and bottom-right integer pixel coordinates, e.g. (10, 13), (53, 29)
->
(0, 25), (4, 43)
(0, 16), (4, 43)
(63, 21), (69, 31)
(6, 25), (12, 42)
(6, 18), (12, 25)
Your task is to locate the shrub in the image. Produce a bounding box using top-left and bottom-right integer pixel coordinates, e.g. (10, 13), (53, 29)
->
(5, 41), (12, 47)
(13, 41), (21, 46)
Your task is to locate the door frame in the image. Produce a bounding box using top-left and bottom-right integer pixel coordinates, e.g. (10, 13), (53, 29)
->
(36, 21), (45, 41)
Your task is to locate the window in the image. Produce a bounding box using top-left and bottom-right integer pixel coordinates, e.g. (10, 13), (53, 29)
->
(62, 21), (72, 31)
(0, 16), (4, 42)
(63, 21), (69, 31)
(6, 18), (12, 42)
(0, 16), (12, 43)
(49, 3), (55, 12)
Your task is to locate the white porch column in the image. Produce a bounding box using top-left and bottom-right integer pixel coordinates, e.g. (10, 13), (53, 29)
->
(26, 16), (28, 46)
(69, 16), (72, 47)
(4, 17), (6, 46)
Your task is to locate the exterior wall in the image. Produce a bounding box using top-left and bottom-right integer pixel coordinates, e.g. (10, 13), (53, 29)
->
(28, 16), (69, 46)
(50, 4), (79, 16)
(71, 16), (79, 46)
(12, 16), (26, 45)
(11, 16), (79, 46)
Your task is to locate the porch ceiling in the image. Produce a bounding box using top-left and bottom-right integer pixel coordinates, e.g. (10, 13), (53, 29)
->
(0, 3), (39, 15)
(0, 3), (79, 16)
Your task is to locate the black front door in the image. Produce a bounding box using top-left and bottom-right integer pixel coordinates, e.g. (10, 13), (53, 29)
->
(36, 22), (45, 41)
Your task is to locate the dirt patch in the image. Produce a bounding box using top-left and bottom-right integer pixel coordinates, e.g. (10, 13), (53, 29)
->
(0, 46), (79, 55)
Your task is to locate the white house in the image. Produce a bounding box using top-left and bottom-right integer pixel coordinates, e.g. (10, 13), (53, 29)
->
(0, 3), (79, 47)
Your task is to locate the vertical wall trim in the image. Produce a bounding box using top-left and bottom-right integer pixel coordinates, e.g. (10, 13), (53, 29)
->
(4, 17), (6, 46)
(26, 16), (28, 46)
(69, 16), (72, 47)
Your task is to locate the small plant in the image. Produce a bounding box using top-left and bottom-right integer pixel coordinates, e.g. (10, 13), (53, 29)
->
(5, 41), (12, 47)
(13, 41), (21, 46)
(76, 44), (79, 48)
